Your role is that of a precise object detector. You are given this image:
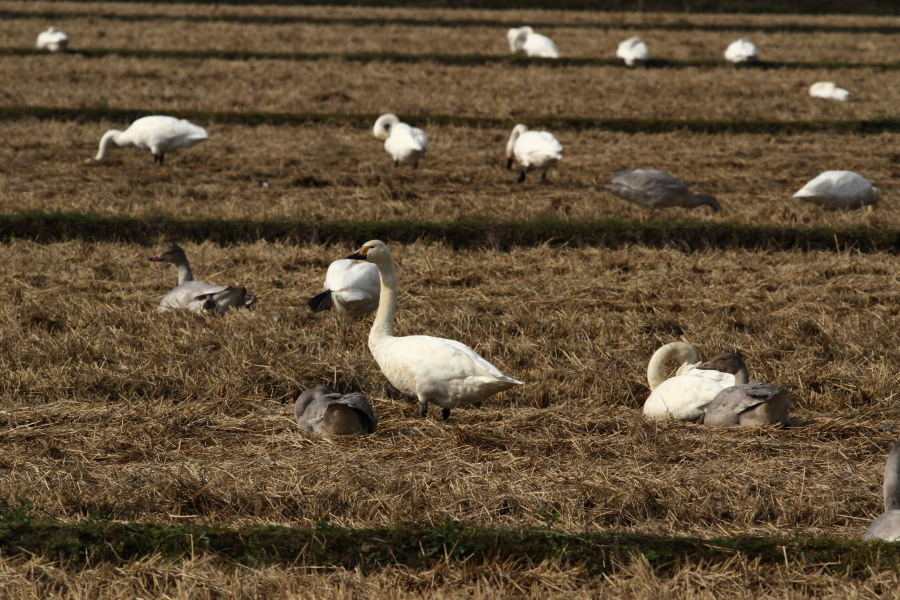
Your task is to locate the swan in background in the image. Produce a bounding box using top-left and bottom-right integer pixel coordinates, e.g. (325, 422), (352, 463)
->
(307, 258), (380, 318)
(505, 124), (563, 183)
(373, 113), (428, 168)
(148, 244), (256, 314)
(643, 342), (735, 421)
(724, 39), (759, 63)
(793, 170), (878, 210)
(616, 36), (650, 67)
(507, 26), (559, 58)
(604, 169), (721, 212)
(696, 352), (791, 427)
(864, 440), (900, 542)
(809, 81), (850, 102)
(346, 240), (522, 421)
(295, 385), (379, 435)
(90, 116), (209, 164)
(36, 27), (69, 52)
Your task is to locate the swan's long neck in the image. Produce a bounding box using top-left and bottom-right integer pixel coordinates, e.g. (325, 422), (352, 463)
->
(175, 260), (194, 285)
(733, 365), (749, 385)
(688, 194), (721, 212)
(647, 342), (699, 390)
(884, 441), (900, 512)
(95, 130), (127, 160)
(506, 129), (521, 159)
(370, 259), (398, 341)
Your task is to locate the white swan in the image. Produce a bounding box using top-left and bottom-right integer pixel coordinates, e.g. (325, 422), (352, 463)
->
(793, 170), (878, 210)
(604, 169), (721, 212)
(505, 124), (563, 184)
(809, 81), (850, 102)
(643, 342), (735, 421)
(864, 440), (900, 542)
(148, 244), (256, 314)
(307, 258), (380, 319)
(724, 39), (759, 63)
(346, 240), (522, 421)
(90, 115), (209, 164)
(36, 27), (69, 52)
(696, 352), (791, 427)
(507, 26), (559, 58)
(616, 36), (650, 67)
(295, 385), (379, 435)
(372, 113), (428, 168)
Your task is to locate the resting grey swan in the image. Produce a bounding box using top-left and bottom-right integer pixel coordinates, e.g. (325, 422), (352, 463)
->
(864, 440), (900, 542)
(505, 124), (563, 183)
(90, 116), (209, 164)
(148, 244), (256, 314)
(346, 240), (522, 421)
(295, 385), (379, 435)
(643, 342), (735, 421)
(307, 258), (380, 319)
(372, 114), (428, 168)
(696, 352), (791, 427)
(793, 171), (877, 210)
(604, 169), (721, 213)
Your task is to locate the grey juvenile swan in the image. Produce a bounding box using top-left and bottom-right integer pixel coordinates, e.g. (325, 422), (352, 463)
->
(864, 440), (900, 542)
(697, 352), (791, 427)
(604, 169), (721, 213)
(294, 385), (379, 435)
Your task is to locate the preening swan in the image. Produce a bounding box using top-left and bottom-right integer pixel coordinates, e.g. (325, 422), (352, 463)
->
(616, 36), (650, 67)
(724, 39), (759, 63)
(604, 169), (721, 212)
(307, 258), (380, 319)
(505, 124), (563, 183)
(643, 342), (735, 421)
(295, 385), (379, 435)
(91, 115), (209, 164)
(346, 240), (522, 421)
(36, 27), (68, 52)
(372, 113), (428, 168)
(793, 170), (878, 210)
(696, 352), (791, 427)
(809, 81), (850, 102)
(507, 26), (559, 58)
(148, 244), (256, 314)
(864, 440), (900, 542)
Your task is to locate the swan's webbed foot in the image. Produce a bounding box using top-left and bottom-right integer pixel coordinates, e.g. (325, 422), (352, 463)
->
(441, 408), (451, 422)
(418, 403), (428, 419)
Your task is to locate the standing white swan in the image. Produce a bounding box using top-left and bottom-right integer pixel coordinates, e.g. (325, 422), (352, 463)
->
(643, 342), (735, 421)
(724, 39), (759, 63)
(307, 258), (380, 319)
(809, 81), (850, 102)
(793, 171), (878, 210)
(372, 113), (428, 169)
(90, 115), (209, 164)
(294, 385), (379, 436)
(346, 240), (522, 421)
(604, 169), (721, 212)
(616, 36), (650, 67)
(696, 352), (791, 427)
(36, 27), (69, 52)
(505, 124), (563, 183)
(864, 440), (900, 542)
(507, 27), (559, 58)
(148, 244), (256, 314)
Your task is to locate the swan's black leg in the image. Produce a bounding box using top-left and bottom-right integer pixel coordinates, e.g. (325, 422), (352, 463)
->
(506, 158), (514, 170)
(540, 171), (547, 184)
(517, 169), (527, 183)
(418, 402), (428, 419)
(441, 408), (451, 422)
(394, 160), (399, 168)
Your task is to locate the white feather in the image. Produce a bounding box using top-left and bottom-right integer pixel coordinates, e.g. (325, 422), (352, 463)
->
(507, 26), (559, 58)
(36, 27), (68, 52)
(793, 170), (878, 210)
(616, 36), (650, 67)
(91, 115), (209, 163)
(724, 39), (759, 63)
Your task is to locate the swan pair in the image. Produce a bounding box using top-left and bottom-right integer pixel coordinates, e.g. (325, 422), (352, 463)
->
(507, 27), (559, 59)
(90, 116), (210, 164)
(373, 114), (428, 169)
(36, 27), (68, 52)
(794, 171), (878, 210)
(505, 124), (563, 183)
(148, 244), (256, 314)
(643, 342), (790, 426)
(604, 169), (721, 213)
(295, 385), (379, 436)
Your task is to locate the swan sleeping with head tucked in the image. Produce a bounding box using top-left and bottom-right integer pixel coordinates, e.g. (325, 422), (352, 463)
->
(643, 342), (735, 421)
(724, 39), (759, 63)
(90, 115), (209, 164)
(372, 113), (428, 169)
(696, 352), (791, 427)
(809, 81), (850, 102)
(346, 240), (522, 421)
(507, 26), (559, 58)
(294, 385), (379, 436)
(307, 258), (380, 319)
(616, 36), (650, 67)
(864, 440), (900, 542)
(36, 27), (69, 52)
(793, 170), (878, 210)
(505, 124), (563, 183)
(604, 169), (721, 213)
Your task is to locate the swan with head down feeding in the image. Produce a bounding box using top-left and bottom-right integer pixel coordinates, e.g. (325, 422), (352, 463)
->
(507, 27), (559, 58)
(696, 352), (791, 427)
(643, 342), (735, 421)
(864, 440), (900, 542)
(346, 240), (522, 421)
(604, 169), (721, 213)
(372, 113), (428, 169)
(90, 115), (209, 164)
(505, 124), (563, 183)
(793, 170), (877, 210)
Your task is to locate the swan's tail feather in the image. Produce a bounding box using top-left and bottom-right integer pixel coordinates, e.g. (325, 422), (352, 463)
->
(306, 290), (333, 313)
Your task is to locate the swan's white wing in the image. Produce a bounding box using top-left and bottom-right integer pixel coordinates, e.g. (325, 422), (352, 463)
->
(643, 375), (728, 421)
(725, 39), (758, 62)
(159, 280), (227, 312)
(325, 259), (380, 293)
(523, 33), (559, 58)
(794, 171), (875, 208)
(677, 363), (737, 386)
(617, 37), (649, 64)
(385, 122), (427, 164)
(515, 131), (563, 168)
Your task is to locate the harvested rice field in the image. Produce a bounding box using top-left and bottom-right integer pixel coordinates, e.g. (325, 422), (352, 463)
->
(0, 1), (899, 598)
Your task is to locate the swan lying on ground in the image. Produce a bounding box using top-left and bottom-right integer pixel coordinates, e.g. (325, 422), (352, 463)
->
(307, 258), (380, 319)
(604, 169), (721, 212)
(724, 39), (759, 63)
(505, 124), (563, 183)
(864, 440), (900, 542)
(148, 244), (256, 314)
(346, 240), (522, 421)
(616, 36), (650, 67)
(696, 352), (791, 427)
(372, 113), (428, 168)
(36, 27), (68, 52)
(643, 342), (735, 421)
(793, 170), (877, 210)
(507, 26), (559, 58)
(90, 116), (209, 164)
(295, 385), (379, 435)
(809, 81), (850, 101)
